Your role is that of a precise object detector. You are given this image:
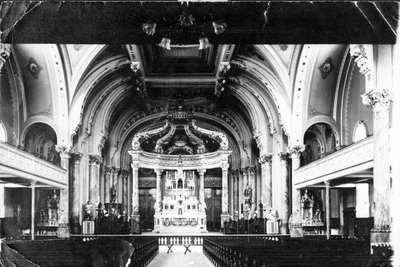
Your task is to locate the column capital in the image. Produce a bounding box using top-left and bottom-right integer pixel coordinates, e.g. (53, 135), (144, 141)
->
(30, 180), (37, 187)
(105, 166), (113, 174)
(197, 169), (206, 175)
(287, 145), (306, 158)
(278, 152), (289, 162)
(0, 43), (12, 70)
(249, 166), (256, 175)
(258, 154), (272, 164)
(221, 162), (230, 171)
(349, 44), (372, 77)
(324, 180), (331, 187)
(154, 168), (164, 176)
(121, 168), (130, 178)
(111, 167), (121, 175)
(71, 152), (83, 162)
(89, 154), (102, 165)
(361, 88), (393, 111)
(55, 145), (72, 158)
(131, 162), (139, 170)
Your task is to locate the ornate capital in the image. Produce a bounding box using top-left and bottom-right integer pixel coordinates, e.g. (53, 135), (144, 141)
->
(72, 152), (83, 162)
(361, 88), (392, 111)
(112, 167), (121, 175)
(0, 43), (11, 70)
(154, 168), (164, 176)
(278, 152), (289, 162)
(131, 162), (139, 170)
(258, 154), (272, 164)
(121, 169), (130, 178)
(105, 166), (113, 175)
(349, 44), (371, 76)
(287, 145), (305, 158)
(55, 145), (72, 158)
(249, 166), (256, 175)
(221, 162), (230, 171)
(197, 169), (206, 175)
(89, 154), (102, 165)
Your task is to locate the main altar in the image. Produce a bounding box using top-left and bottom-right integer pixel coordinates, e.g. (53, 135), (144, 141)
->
(128, 107), (232, 233)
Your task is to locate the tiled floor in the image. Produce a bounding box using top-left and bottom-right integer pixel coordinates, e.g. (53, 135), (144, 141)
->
(148, 252), (214, 267)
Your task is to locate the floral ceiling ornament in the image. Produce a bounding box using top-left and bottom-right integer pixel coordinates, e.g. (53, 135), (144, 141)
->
(318, 57), (335, 79)
(179, 11), (195, 27)
(212, 21), (227, 35)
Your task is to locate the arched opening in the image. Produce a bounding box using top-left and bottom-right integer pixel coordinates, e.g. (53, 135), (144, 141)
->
(0, 122), (7, 142)
(353, 121), (368, 142)
(23, 123), (60, 166)
(301, 123), (337, 166)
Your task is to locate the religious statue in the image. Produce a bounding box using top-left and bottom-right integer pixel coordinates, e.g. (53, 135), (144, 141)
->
(266, 208), (277, 222)
(244, 183), (252, 205)
(83, 201), (94, 221)
(301, 189), (314, 221)
(110, 186), (117, 203)
(47, 190), (59, 221)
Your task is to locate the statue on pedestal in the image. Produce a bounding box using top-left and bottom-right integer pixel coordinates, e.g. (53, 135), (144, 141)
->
(83, 201), (94, 221)
(47, 190), (59, 223)
(301, 189), (314, 221)
(110, 186), (117, 203)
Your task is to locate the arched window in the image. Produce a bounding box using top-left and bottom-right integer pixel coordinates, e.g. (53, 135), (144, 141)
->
(353, 121), (368, 142)
(0, 123), (7, 142)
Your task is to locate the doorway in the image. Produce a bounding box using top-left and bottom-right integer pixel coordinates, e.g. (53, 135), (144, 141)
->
(139, 188), (156, 231)
(343, 207), (356, 238)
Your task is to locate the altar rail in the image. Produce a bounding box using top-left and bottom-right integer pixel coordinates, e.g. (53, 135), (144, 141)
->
(293, 136), (374, 188)
(0, 142), (67, 188)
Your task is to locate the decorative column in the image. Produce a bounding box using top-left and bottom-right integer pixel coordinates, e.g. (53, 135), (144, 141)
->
(249, 167), (256, 217)
(259, 154), (273, 215)
(30, 181), (36, 240)
(221, 162), (230, 228)
(288, 145), (305, 214)
(121, 169), (130, 212)
(197, 169), (207, 212)
(278, 152), (289, 234)
(56, 145), (71, 238)
(0, 44), (11, 70)
(71, 153), (83, 233)
(361, 88), (392, 243)
(111, 167), (120, 203)
(154, 169), (163, 212)
(89, 154), (102, 212)
(325, 181), (331, 240)
(104, 167), (112, 203)
(232, 169), (239, 218)
(130, 162), (140, 233)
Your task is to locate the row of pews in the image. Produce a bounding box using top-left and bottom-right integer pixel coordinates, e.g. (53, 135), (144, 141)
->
(203, 236), (390, 267)
(1, 237), (158, 267)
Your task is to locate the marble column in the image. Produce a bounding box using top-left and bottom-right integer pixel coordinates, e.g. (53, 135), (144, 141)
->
(259, 154), (273, 215)
(104, 167), (112, 203)
(89, 155), (102, 212)
(197, 169), (206, 212)
(30, 181), (36, 240)
(278, 152), (289, 234)
(111, 167), (120, 203)
(121, 169), (129, 212)
(249, 166), (256, 217)
(56, 145), (71, 237)
(325, 181), (331, 240)
(232, 169), (239, 218)
(288, 145), (305, 215)
(130, 162), (140, 233)
(154, 169), (163, 212)
(221, 163), (230, 228)
(361, 89), (392, 232)
(0, 43), (11, 71)
(71, 153), (82, 232)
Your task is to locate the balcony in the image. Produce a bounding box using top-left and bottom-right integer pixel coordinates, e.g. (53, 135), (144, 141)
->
(293, 136), (374, 188)
(0, 142), (67, 188)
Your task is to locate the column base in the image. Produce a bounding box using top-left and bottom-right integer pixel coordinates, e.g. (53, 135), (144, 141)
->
(130, 214), (141, 234)
(221, 214), (230, 229)
(371, 229), (391, 245)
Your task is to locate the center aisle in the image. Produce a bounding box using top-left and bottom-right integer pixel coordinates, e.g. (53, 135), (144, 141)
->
(148, 252), (214, 267)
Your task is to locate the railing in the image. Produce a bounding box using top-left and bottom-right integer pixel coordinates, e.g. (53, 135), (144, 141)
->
(1, 243), (39, 267)
(0, 142), (67, 188)
(294, 136), (374, 188)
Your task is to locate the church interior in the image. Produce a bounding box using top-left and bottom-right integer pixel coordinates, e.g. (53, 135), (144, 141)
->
(0, 1), (399, 266)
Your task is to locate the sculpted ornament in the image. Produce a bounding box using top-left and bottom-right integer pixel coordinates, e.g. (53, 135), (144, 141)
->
(258, 154), (272, 164)
(361, 88), (392, 111)
(287, 145), (305, 158)
(0, 43), (11, 70)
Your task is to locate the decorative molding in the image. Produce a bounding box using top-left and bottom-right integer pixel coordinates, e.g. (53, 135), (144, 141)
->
(204, 176), (222, 188)
(139, 177), (156, 188)
(0, 43), (11, 70)
(88, 154), (102, 165)
(154, 123), (176, 153)
(349, 44), (371, 78)
(287, 145), (306, 158)
(132, 120), (170, 150)
(361, 88), (392, 111)
(191, 119), (229, 150)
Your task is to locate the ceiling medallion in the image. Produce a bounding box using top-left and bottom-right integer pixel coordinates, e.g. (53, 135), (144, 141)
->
(318, 57), (335, 79)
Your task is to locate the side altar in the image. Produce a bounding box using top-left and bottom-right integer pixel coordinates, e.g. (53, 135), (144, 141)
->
(154, 170), (207, 233)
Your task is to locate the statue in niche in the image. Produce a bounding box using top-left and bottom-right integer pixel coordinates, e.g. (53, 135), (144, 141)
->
(244, 183), (252, 204)
(47, 190), (59, 221)
(110, 186), (117, 203)
(177, 179), (183, 189)
(83, 201), (94, 221)
(301, 189), (314, 221)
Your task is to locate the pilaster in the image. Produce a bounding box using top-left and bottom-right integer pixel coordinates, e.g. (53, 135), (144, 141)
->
(288, 145), (305, 215)
(278, 152), (289, 234)
(259, 154), (273, 213)
(88, 154), (102, 210)
(221, 162), (230, 228)
(197, 169), (207, 212)
(71, 153), (83, 233)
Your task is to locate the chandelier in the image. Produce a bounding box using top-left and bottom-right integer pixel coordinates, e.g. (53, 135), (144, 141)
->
(142, 10), (227, 50)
